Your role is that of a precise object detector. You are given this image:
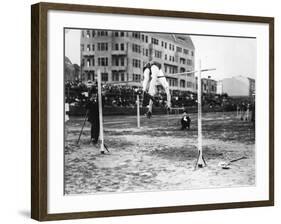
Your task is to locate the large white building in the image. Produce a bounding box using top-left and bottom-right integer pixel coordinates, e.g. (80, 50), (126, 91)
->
(218, 76), (255, 97)
(80, 30), (196, 92)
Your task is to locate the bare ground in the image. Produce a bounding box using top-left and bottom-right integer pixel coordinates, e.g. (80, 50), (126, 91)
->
(64, 112), (255, 194)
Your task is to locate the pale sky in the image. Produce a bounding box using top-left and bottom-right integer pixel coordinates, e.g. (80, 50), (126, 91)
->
(191, 35), (256, 80)
(65, 29), (256, 81)
(65, 29), (81, 65)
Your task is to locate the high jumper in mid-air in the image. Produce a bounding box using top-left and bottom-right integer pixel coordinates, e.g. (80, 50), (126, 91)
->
(142, 61), (171, 118)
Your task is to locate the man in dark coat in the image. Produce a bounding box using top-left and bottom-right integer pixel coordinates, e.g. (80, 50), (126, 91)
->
(240, 102), (247, 121)
(251, 103), (255, 127)
(86, 92), (99, 144)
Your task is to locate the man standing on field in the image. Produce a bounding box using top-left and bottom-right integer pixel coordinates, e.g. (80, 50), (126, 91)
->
(86, 89), (99, 144)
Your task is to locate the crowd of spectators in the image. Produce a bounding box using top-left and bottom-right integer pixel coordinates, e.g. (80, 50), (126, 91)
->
(102, 85), (141, 107)
(64, 82), (253, 113)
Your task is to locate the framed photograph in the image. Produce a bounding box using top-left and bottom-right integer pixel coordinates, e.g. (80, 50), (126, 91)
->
(31, 2), (274, 221)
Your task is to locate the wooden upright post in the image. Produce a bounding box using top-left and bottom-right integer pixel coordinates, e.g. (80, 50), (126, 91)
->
(137, 94), (140, 128)
(97, 70), (105, 154)
(195, 60), (206, 169)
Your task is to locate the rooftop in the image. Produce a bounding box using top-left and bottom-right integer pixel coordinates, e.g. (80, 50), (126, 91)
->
(153, 33), (195, 49)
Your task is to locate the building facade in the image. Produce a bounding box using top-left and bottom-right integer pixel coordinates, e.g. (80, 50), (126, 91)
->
(248, 77), (255, 97)
(80, 30), (195, 92)
(195, 77), (217, 94)
(216, 80), (223, 95)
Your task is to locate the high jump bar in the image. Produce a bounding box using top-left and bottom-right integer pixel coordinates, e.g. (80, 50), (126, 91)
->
(158, 68), (216, 78)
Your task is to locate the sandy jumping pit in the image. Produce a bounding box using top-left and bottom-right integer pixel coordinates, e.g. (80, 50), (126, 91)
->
(64, 112), (255, 195)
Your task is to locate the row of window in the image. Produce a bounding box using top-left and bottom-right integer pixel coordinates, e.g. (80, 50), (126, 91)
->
(179, 80), (194, 88)
(112, 43), (125, 51)
(186, 59), (193, 66)
(82, 43), (125, 51)
(102, 73), (142, 82)
(84, 72), (195, 89)
(83, 30), (144, 39)
(97, 43), (108, 51)
(85, 72), (194, 87)
(112, 72), (125, 81)
(167, 78), (178, 87)
(81, 44), (93, 52)
(83, 56), (193, 79)
(154, 50), (162, 59)
(83, 30), (143, 41)
(133, 74), (141, 82)
(82, 43), (193, 60)
(168, 56), (192, 65)
(82, 30), (194, 56)
(101, 73), (108, 82)
(85, 58), (125, 67)
(128, 31), (194, 56)
(132, 45), (149, 57)
(167, 78), (193, 88)
(143, 48), (149, 57)
(168, 55), (175, 62)
(166, 55), (189, 64)
(163, 65), (193, 76)
(132, 44), (141, 53)
(82, 30), (109, 38)
(164, 65), (178, 74)
(151, 37), (159, 45)
(113, 31), (125, 37)
(83, 57), (141, 67)
(158, 40), (194, 56)
(132, 59), (141, 68)
(132, 45), (193, 64)
(176, 46), (182, 53)
(202, 84), (216, 92)
(83, 58), (193, 77)
(84, 72), (135, 82)
(82, 57), (109, 67)
(112, 57), (125, 66)
(139, 47), (193, 64)
(132, 32), (141, 39)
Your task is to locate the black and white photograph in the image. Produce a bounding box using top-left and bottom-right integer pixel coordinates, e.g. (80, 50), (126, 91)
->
(64, 28), (256, 195)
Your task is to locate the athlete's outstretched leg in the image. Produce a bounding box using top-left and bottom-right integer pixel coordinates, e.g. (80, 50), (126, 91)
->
(142, 68), (151, 108)
(148, 65), (158, 97)
(142, 68), (150, 92)
(144, 99), (153, 118)
(145, 65), (158, 116)
(158, 69), (171, 109)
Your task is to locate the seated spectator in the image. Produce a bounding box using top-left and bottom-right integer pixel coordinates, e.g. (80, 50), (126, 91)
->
(181, 111), (191, 130)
